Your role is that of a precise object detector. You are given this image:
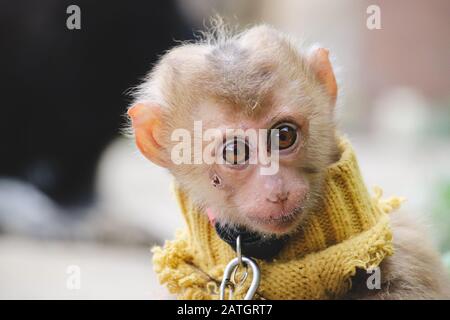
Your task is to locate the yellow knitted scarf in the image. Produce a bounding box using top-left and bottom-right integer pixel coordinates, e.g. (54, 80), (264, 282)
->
(152, 138), (404, 299)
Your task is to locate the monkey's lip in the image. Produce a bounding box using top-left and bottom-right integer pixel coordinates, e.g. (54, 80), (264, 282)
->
(247, 212), (300, 234)
(247, 208), (301, 226)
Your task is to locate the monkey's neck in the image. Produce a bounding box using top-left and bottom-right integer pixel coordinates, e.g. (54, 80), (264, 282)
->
(154, 137), (403, 299)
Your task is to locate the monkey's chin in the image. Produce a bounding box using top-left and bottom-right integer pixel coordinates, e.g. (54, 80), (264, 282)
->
(247, 211), (302, 236)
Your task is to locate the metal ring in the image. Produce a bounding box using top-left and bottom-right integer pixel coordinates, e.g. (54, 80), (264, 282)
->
(219, 256), (261, 300)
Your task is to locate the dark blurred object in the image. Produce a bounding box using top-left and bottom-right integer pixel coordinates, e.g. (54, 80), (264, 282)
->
(0, 1), (190, 207)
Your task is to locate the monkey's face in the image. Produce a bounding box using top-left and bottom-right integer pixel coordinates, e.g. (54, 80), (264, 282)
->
(176, 101), (319, 236)
(129, 101), (336, 236)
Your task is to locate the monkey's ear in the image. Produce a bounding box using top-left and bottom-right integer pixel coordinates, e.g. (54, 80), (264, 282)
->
(308, 48), (337, 106)
(127, 103), (170, 168)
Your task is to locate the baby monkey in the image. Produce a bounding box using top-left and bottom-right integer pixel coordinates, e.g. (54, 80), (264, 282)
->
(128, 23), (450, 299)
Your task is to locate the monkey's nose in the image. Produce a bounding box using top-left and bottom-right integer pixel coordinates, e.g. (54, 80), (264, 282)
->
(266, 192), (289, 204)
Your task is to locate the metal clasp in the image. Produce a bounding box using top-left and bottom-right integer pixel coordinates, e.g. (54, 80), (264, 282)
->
(219, 236), (261, 300)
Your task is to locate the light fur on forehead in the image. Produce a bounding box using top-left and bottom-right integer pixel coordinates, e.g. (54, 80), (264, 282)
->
(130, 18), (326, 114)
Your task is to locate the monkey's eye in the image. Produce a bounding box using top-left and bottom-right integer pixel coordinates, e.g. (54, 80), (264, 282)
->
(222, 137), (250, 166)
(269, 122), (298, 150)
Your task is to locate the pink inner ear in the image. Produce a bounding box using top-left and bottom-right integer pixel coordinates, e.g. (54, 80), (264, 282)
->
(309, 48), (337, 105)
(206, 208), (216, 226)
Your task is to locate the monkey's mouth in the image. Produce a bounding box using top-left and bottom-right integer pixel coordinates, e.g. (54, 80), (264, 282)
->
(247, 206), (303, 232)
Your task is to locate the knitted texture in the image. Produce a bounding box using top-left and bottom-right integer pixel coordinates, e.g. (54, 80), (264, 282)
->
(152, 138), (404, 299)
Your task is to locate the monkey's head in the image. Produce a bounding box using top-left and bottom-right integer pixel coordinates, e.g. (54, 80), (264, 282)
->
(128, 25), (339, 236)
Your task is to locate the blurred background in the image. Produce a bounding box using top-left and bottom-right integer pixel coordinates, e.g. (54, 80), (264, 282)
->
(0, 0), (449, 299)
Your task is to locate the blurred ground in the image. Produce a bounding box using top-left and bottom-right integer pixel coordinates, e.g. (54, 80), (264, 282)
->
(0, 236), (168, 299)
